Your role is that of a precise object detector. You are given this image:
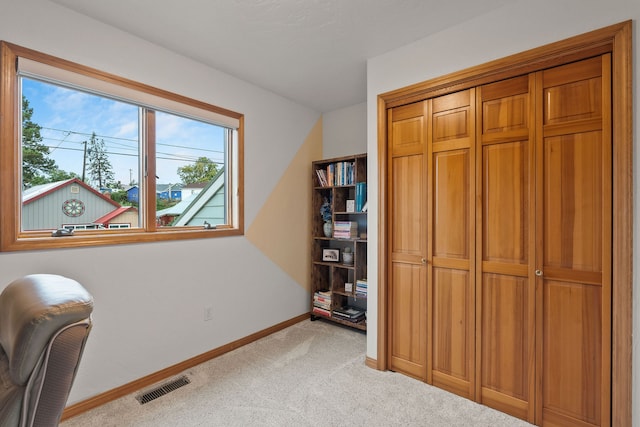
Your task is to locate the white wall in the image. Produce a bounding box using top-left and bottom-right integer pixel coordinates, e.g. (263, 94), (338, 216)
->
(322, 102), (367, 159)
(0, 0), (320, 403)
(366, 0), (639, 423)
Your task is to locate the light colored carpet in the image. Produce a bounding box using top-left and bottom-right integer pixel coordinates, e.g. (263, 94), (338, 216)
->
(61, 320), (532, 426)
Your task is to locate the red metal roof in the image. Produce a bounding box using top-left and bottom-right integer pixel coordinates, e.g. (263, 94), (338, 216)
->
(94, 206), (137, 224)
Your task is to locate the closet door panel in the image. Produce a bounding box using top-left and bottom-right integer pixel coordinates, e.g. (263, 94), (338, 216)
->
(543, 132), (603, 272)
(536, 54), (611, 427)
(392, 114), (425, 156)
(433, 90), (473, 139)
(428, 89), (475, 399)
(432, 267), (471, 383)
(481, 273), (529, 398)
(389, 262), (427, 377)
(539, 129), (607, 426)
(433, 150), (470, 261)
(543, 56), (602, 125)
(392, 155), (426, 256)
(432, 150), (472, 380)
(477, 75), (535, 422)
(483, 95), (528, 135)
(479, 142), (533, 419)
(542, 279), (602, 426)
(388, 102), (428, 381)
(482, 141), (530, 265)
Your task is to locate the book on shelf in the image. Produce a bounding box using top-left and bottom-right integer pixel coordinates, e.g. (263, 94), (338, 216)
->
(333, 221), (358, 239)
(313, 299), (331, 310)
(314, 291), (331, 299)
(312, 306), (331, 317)
(313, 304), (331, 311)
(333, 306), (365, 317)
(332, 306), (366, 322)
(313, 291), (332, 310)
(314, 302), (331, 311)
(314, 295), (331, 304)
(355, 182), (367, 212)
(315, 169), (328, 187)
(356, 279), (368, 297)
(325, 161), (356, 186)
(315, 290), (331, 299)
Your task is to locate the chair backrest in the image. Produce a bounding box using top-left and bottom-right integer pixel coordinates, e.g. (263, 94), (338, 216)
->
(0, 274), (93, 427)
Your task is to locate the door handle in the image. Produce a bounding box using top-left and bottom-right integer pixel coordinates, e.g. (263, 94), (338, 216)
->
(535, 269), (543, 277)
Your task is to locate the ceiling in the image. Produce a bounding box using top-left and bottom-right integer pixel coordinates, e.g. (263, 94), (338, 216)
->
(51, 0), (511, 112)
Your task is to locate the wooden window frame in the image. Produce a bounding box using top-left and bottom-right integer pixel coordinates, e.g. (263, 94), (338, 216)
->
(376, 21), (633, 425)
(0, 41), (244, 251)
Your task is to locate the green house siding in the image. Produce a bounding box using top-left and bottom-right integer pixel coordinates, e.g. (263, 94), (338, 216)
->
(173, 170), (225, 227)
(184, 188), (225, 226)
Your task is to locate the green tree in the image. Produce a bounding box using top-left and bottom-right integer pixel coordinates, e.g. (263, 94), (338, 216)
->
(22, 96), (56, 188)
(110, 190), (134, 206)
(177, 157), (219, 185)
(86, 132), (115, 188)
(28, 168), (80, 187)
(50, 168), (80, 182)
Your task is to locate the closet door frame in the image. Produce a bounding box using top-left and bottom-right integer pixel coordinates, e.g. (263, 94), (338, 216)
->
(376, 20), (632, 426)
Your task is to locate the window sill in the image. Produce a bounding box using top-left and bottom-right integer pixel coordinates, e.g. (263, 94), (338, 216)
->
(2, 226), (243, 252)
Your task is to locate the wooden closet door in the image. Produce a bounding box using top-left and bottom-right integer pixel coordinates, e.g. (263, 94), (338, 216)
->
(387, 101), (428, 380)
(535, 55), (612, 427)
(427, 89), (476, 398)
(476, 75), (536, 422)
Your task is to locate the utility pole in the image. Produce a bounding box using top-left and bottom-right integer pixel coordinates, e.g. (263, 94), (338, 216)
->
(82, 140), (87, 182)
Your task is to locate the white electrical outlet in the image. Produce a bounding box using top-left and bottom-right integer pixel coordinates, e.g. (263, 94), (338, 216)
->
(204, 306), (213, 321)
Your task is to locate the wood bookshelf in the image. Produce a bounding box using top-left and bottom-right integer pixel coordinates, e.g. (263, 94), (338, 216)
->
(310, 153), (367, 331)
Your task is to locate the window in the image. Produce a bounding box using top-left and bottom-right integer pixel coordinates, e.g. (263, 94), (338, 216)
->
(0, 41), (244, 251)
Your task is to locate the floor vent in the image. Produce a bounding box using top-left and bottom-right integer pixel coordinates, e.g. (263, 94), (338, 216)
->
(136, 375), (191, 405)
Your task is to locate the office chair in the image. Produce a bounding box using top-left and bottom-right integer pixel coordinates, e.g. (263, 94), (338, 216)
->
(0, 274), (93, 426)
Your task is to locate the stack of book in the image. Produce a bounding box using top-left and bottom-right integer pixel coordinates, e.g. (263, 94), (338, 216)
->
(312, 291), (331, 317)
(356, 279), (368, 298)
(333, 221), (358, 239)
(332, 306), (366, 323)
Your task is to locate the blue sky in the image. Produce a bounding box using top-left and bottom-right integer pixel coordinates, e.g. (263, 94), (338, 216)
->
(22, 77), (226, 187)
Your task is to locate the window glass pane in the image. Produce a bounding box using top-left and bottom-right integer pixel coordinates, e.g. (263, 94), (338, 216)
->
(20, 78), (141, 232)
(154, 111), (227, 228)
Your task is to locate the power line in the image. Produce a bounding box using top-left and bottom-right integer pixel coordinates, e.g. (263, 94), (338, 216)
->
(42, 127), (137, 143)
(48, 130), (71, 153)
(41, 144), (223, 164)
(41, 127), (225, 154)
